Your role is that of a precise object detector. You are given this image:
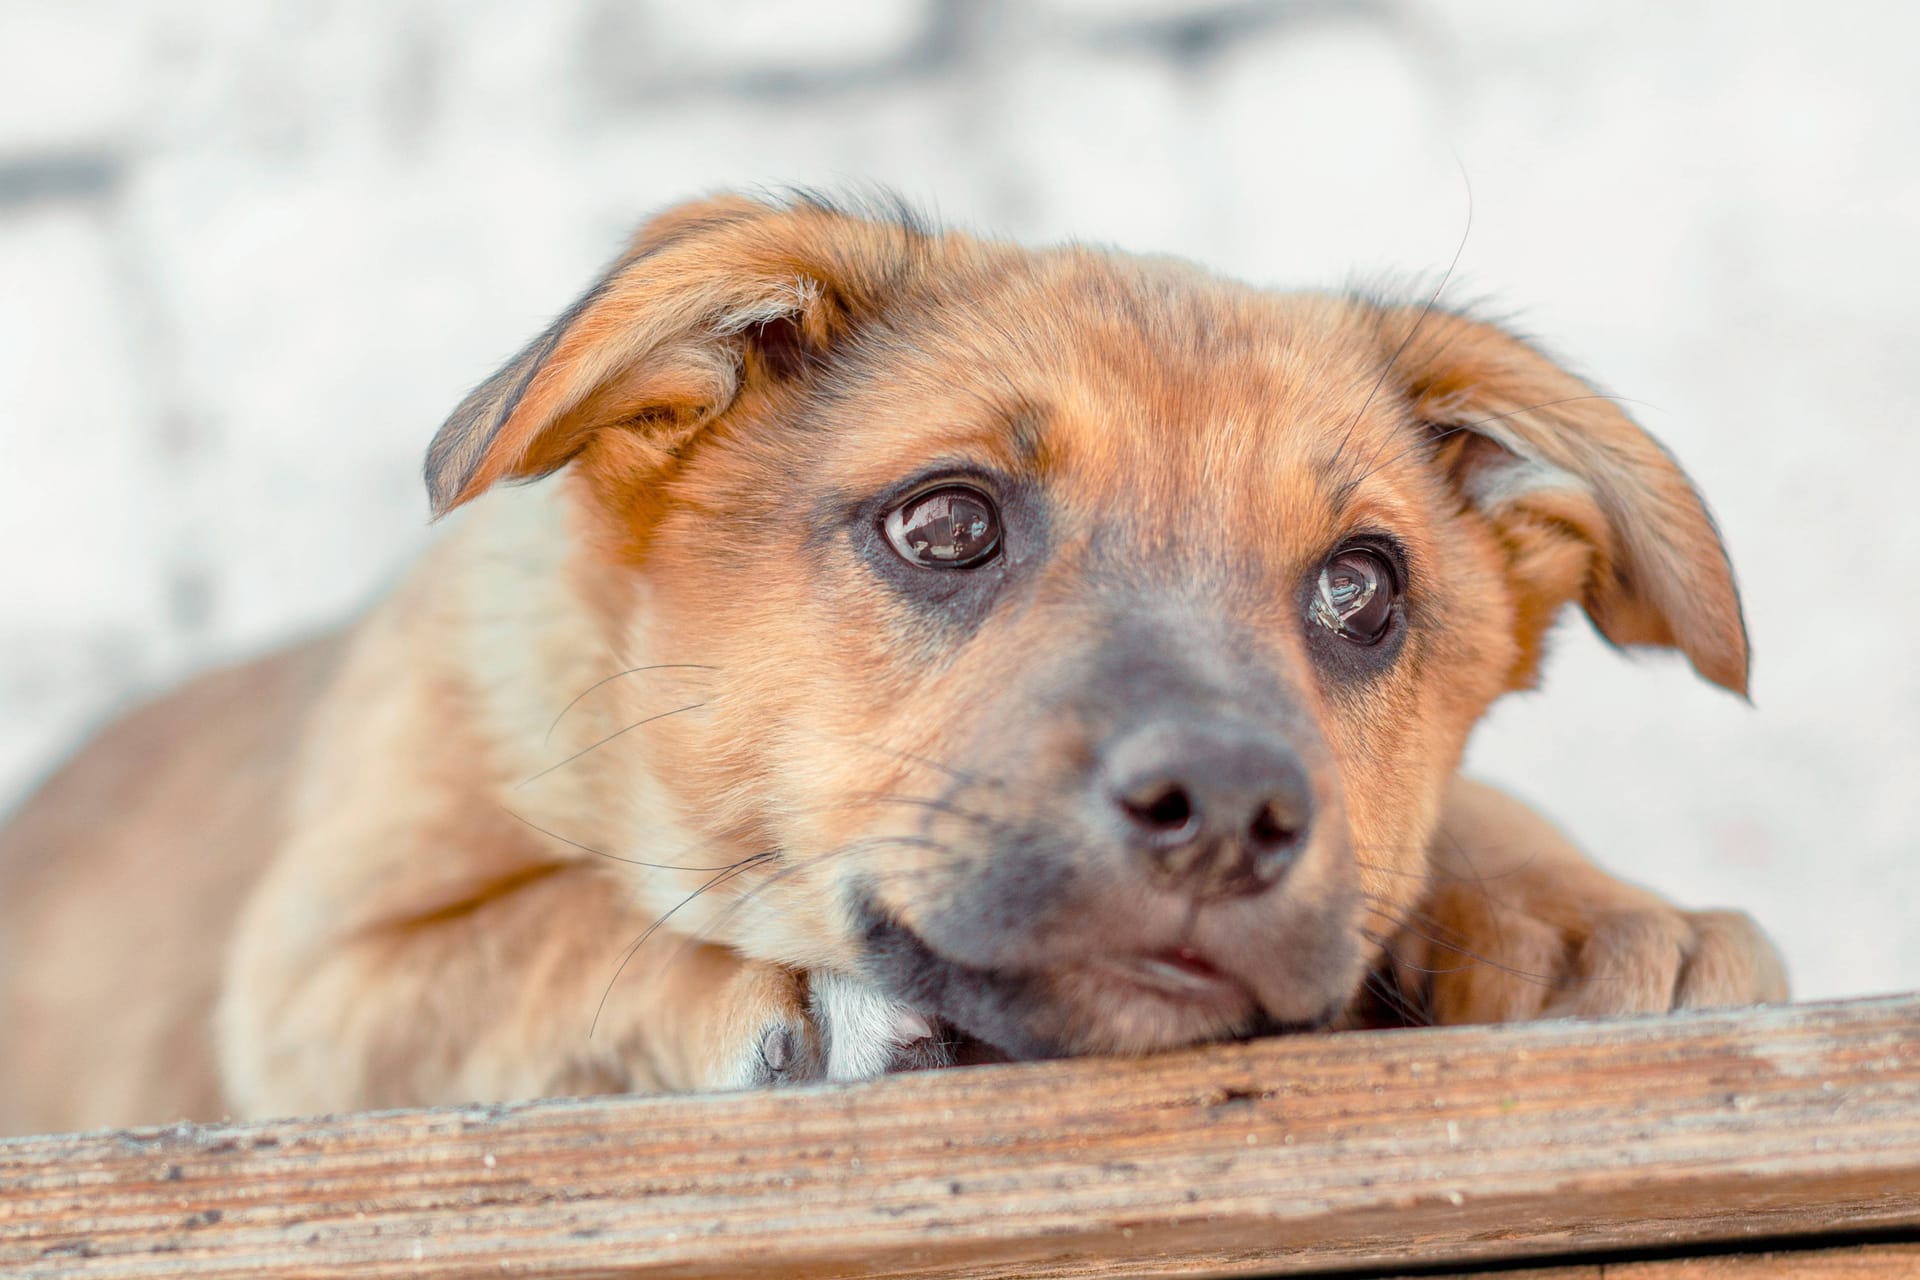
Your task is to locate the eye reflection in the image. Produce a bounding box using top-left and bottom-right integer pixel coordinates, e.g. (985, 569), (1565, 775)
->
(883, 485), (1001, 569)
(1310, 547), (1396, 644)
(1324, 561), (1376, 615)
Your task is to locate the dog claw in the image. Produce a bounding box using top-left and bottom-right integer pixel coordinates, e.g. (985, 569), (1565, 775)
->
(762, 1025), (796, 1073)
(732, 1015), (824, 1089)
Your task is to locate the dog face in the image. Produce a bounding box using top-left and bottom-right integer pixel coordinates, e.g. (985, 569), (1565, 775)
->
(426, 194), (1747, 1060)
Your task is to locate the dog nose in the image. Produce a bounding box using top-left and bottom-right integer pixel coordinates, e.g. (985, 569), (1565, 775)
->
(1104, 720), (1314, 898)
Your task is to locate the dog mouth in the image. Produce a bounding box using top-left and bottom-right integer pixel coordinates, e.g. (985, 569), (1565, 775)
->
(1095, 947), (1256, 1010)
(905, 942), (1327, 1066)
(858, 901), (1294, 1059)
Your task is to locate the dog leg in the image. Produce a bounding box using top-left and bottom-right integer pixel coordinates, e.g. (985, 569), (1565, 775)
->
(217, 854), (856, 1115)
(1372, 776), (1789, 1026)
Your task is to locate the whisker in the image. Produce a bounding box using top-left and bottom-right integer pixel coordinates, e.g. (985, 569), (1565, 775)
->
(1337, 421), (1471, 499)
(659, 833), (962, 971)
(1353, 856), (1477, 884)
(1336, 394), (1653, 495)
(1352, 842), (1543, 884)
(1358, 961), (1432, 1028)
(1428, 824), (1510, 959)
(1329, 161), (1474, 475)
(499, 804), (769, 873)
(799, 790), (999, 830)
(518, 702), (708, 788)
(544, 664), (716, 746)
(1360, 927), (1488, 978)
(589, 851), (776, 1039)
(1358, 902), (1562, 986)
(1359, 895), (1477, 943)
(774, 721), (1002, 790)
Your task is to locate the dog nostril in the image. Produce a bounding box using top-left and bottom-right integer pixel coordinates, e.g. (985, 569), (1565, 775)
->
(1119, 781), (1201, 843)
(1246, 799), (1307, 857)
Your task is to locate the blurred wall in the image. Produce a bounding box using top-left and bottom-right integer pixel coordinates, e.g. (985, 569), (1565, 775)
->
(2, 0), (1915, 999)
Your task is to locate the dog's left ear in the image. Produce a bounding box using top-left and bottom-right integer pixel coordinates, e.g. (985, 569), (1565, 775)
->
(1385, 308), (1749, 696)
(423, 193), (924, 518)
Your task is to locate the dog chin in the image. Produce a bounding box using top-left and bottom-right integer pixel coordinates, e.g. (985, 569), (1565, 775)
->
(1038, 961), (1265, 1056)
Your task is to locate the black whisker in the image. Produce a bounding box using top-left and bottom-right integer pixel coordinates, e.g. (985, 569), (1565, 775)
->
(544, 664), (715, 746)
(1428, 824), (1510, 959)
(1358, 961), (1433, 1028)
(1358, 902), (1562, 986)
(659, 833), (962, 971)
(775, 721), (1002, 790)
(1336, 393), (1653, 496)
(499, 804), (770, 873)
(1329, 161), (1474, 474)
(1360, 926), (1488, 978)
(588, 851), (776, 1038)
(1352, 840), (1543, 884)
(518, 702), (708, 788)
(1352, 855), (1481, 884)
(802, 790), (999, 830)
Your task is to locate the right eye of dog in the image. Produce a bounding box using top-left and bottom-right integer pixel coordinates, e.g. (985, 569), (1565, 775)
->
(882, 485), (1002, 569)
(1311, 546), (1398, 643)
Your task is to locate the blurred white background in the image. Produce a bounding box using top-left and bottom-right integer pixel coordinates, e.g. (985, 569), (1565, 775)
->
(2, 1), (1914, 999)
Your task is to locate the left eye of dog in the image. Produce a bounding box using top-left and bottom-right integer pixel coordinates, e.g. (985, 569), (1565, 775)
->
(1311, 546), (1397, 643)
(882, 484), (1002, 569)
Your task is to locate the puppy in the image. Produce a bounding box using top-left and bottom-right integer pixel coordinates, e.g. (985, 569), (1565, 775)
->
(0, 192), (1787, 1136)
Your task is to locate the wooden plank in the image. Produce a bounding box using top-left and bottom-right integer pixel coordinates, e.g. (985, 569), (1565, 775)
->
(1, 994), (1916, 1279)
(1415, 1240), (1920, 1277)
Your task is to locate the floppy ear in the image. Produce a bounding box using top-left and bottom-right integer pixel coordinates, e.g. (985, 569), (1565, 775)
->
(1384, 308), (1749, 696)
(423, 193), (922, 517)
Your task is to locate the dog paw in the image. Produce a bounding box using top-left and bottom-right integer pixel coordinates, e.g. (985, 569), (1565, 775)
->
(807, 971), (951, 1080)
(719, 1002), (826, 1089)
(1391, 780), (1792, 1029)
(1410, 900), (1790, 1026)
(1539, 906), (1790, 1019)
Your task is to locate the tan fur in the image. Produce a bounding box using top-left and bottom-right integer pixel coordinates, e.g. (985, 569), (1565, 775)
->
(0, 194), (1785, 1135)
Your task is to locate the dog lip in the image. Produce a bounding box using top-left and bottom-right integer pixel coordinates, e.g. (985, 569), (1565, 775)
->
(1103, 947), (1249, 1003)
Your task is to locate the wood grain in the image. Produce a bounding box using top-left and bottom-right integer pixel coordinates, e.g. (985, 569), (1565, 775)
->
(2, 995), (1916, 1279)
(1418, 1241), (1920, 1278)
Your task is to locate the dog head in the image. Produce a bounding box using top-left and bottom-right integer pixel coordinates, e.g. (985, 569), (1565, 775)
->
(426, 193), (1746, 1059)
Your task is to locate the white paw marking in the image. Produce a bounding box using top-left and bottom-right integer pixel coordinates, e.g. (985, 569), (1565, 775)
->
(809, 971), (940, 1081)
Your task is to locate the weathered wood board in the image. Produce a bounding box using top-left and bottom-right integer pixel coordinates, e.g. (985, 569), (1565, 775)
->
(2, 994), (1916, 1278)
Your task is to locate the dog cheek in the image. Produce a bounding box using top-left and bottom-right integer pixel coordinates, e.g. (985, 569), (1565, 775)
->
(1255, 848), (1371, 1015)
(1309, 688), (1456, 949)
(1479, 510), (1593, 691)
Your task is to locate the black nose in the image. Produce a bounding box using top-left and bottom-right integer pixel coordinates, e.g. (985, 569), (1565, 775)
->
(1103, 719), (1315, 898)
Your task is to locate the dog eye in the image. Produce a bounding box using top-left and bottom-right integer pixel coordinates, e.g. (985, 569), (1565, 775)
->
(1312, 547), (1397, 644)
(883, 485), (1002, 569)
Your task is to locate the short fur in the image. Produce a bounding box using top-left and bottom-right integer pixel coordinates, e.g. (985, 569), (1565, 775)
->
(0, 194), (1785, 1133)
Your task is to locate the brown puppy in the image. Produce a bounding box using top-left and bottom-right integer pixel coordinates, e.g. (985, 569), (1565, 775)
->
(0, 193), (1786, 1135)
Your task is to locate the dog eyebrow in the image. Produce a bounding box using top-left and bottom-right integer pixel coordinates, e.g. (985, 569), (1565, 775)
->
(1318, 412), (1427, 517)
(1000, 401), (1052, 472)
(804, 398), (1054, 537)
(905, 397), (1051, 475)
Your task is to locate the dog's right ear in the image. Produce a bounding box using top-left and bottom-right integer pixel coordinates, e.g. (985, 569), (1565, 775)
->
(423, 193), (924, 518)
(1376, 307), (1749, 696)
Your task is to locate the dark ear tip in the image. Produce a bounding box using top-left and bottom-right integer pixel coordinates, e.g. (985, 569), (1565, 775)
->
(422, 456), (463, 520)
(423, 467), (450, 519)
(422, 406), (495, 519)
(424, 468), (482, 521)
